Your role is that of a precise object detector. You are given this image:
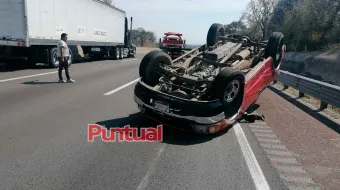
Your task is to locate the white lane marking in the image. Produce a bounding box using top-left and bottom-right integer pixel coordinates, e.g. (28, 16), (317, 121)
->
(257, 138), (282, 144)
(0, 59), (139, 84)
(267, 156), (299, 164)
(280, 175), (316, 184)
(259, 143), (287, 150)
(254, 133), (277, 138)
(251, 129), (275, 134)
(234, 123), (271, 190)
(121, 59), (138, 63)
(137, 145), (165, 190)
(264, 149), (294, 157)
(250, 125), (270, 129)
(274, 165), (308, 174)
(103, 78), (140, 96)
(0, 71), (57, 83)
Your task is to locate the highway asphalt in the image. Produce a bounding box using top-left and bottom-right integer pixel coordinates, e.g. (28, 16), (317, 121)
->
(0, 55), (301, 190)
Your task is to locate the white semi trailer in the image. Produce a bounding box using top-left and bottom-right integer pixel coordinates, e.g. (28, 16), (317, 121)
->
(0, 0), (136, 68)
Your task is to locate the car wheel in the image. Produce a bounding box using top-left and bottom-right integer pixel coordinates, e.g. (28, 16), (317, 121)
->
(206, 23), (225, 47)
(139, 50), (163, 77)
(265, 32), (284, 70)
(139, 50), (172, 86)
(208, 67), (245, 118)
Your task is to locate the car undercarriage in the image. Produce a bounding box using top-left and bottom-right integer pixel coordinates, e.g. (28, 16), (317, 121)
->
(135, 23), (284, 133)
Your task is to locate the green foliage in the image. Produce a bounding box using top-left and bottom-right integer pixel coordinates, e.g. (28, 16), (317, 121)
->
(227, 0), (340, 51)
(224, 21), (247, 35)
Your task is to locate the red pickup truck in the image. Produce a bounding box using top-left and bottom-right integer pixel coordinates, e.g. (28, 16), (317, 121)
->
(159, 32), (186, 59)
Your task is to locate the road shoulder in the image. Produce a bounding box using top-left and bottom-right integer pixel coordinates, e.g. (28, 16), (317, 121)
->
(255, 86), (340, 190)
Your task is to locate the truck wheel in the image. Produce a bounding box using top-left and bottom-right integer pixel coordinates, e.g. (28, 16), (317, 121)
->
(265, 32), (284, 70)
(113, 48), (120, 60)
(68, 48), (73, 66)
(119, 48), (124, 59)
(130, 48), (136, 58)
(206, 23), (225, 47)
(208, 67), (245, 118)
(50, 48), (59, 68)
(139, 50), (172, 86)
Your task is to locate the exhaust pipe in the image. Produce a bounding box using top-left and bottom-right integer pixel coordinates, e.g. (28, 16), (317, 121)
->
(235, 49), (251, 61)
(130, 17), (133, 44)
(124, 17), (128, 47)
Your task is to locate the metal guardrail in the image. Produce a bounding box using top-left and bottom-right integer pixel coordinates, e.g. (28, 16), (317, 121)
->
(273, 70), (340, 110)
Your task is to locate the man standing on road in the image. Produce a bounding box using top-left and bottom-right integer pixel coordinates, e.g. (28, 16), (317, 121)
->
(57, 33), (75, 83)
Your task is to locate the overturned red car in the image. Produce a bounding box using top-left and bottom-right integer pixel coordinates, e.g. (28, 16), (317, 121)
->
(135, 23), (285, 134)
(159, 32), (186, 59)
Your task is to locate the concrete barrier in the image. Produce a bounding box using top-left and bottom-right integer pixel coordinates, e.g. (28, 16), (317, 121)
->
(281, 48), (340, 86)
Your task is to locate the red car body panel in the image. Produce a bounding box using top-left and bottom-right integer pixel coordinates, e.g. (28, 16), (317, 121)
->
(159, 32), (186, 60)
(160, 32), (185, 48)
(161, 38), (184, 45)
(210, 46), (285, 133)
(242, 57), (276, 112)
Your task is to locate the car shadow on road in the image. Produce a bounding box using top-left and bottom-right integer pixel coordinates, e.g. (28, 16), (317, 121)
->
(96, 112), (232, 146)
(269, 86), (340, 134)
(21, 80), (60, 85)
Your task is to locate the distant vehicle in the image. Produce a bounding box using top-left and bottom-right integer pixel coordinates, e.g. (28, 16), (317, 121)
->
(135, 23), (285, 135)
(159, 32), (186, 59)
(0, 0), (136, 68)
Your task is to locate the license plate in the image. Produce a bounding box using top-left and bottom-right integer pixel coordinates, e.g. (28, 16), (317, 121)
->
(91, 48), (100, 51)
(154, 101), (169, 113)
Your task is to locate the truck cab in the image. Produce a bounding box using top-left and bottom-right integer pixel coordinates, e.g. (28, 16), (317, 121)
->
(159, 32), (186, 49)
(159, 32), (186, 59)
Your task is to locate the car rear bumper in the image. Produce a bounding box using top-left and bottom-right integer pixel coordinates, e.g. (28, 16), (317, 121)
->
(134, 80), (231, 134)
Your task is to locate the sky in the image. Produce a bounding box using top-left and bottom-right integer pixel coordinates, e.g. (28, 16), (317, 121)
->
(113, 0), (251, 45)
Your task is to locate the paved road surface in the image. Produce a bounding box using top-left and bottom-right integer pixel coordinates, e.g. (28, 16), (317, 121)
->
(0, 55), (325, 190)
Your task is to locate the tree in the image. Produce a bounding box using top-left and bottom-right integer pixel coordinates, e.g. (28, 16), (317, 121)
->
(280, 0), (340, 51)
(244, 0), (277, 40)
(224, 21), (247, 35)
(268, 0), (295, 34)
(225, 0), (340, 51)
(130, 27), (157, 47)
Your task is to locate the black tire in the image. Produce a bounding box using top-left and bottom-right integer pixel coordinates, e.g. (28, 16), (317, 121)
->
(132, 47), (136, 58)
(139, 50), (162, 77)
(68, 48), (73, 67)
(119, 48), (123, 59)
(49, 48), (59, 68)
(206, 23), (225, 47)
(265, 32), (284, 70)
(128, 48), (136, 58)
(208, 67), (245, 118)
(139, 50), (172, 86)
(114, 48), (120, 60)
(50, 47), (73, 67)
